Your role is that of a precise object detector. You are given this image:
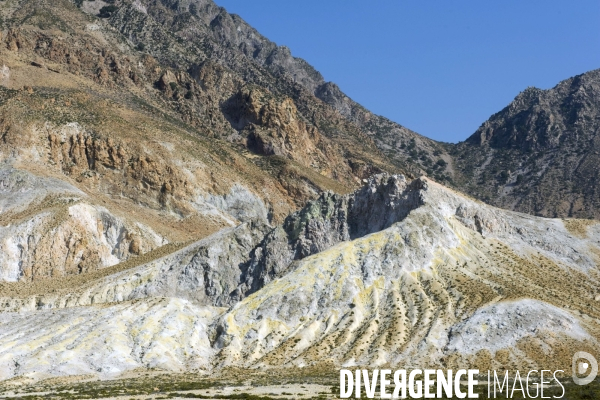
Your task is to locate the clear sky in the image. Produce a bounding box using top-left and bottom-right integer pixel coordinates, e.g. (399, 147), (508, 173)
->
(214, 0), (600, 143)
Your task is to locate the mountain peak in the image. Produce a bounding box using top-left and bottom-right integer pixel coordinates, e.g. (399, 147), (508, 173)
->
(454, 68), (600, 218)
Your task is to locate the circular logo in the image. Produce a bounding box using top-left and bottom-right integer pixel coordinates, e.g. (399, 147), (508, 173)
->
(572, 351), (598, 385)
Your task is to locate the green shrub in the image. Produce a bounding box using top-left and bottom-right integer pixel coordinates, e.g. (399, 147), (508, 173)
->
(98, 5), (118, 18)
(516, 174), (523, 184)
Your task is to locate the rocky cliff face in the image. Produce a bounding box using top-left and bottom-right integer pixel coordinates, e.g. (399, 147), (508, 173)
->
(0, 174), (420, 311)
(451, 69), (600, 219)
(240, 175), (424, 297)
(0, 0), (365, 279)
(0, 111), (275, 280)
(1, 175), (599, 380)
(212, 176), (600, 371)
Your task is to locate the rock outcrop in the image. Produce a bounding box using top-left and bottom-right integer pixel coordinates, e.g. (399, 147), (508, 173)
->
(0, 174), (419, 310)
(0, 167), (166, 282)
(239, 175), (423, 297)
(212, 177), (600, 370)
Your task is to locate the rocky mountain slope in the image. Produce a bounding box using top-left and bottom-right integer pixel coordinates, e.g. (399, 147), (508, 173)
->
(103, 0), (449, 180)
(0, 0), (458, 284)
(450, 69), (600, 219)
(1, 174), (599, 381)
(0, 0), (599, 386)
(0, 0), (384, 281)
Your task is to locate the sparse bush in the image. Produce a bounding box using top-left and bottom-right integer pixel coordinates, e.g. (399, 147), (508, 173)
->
(407, 138), (416, 150)
(98, 5), (118, 18)
(516, 174), (523, 184)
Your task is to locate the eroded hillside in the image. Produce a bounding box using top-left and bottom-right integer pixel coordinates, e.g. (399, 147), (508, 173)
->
(0, 0), (598, 388)
(1, 175), (599, 380)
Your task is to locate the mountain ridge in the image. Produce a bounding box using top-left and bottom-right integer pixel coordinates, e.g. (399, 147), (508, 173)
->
(81, 0), (600, 220)
(0, 0), (598, 386)
(452, 68), (600, 219)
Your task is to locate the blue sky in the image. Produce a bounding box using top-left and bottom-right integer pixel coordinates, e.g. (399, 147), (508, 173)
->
(215, 1), (600, 143)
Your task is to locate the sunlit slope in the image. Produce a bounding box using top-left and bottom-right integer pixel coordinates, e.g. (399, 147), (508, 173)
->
(0, 176), (599, 380)
(0, 297), (222, 380)
(214, 179), (600, 371)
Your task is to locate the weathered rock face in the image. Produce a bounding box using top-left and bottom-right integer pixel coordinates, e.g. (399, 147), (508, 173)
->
(0, 174), (418, 309)
(1, 176), (599, 380)
(0, 112), (277, 282)
(240, 175), (424, 296)
(452, 69), (600, 219)
(0, 0), (380, 238)
(212, 178), (600, 371)
(119, 0), (448, 179)
(102, 0), (426, 182)
(46, 122), (198, 215)
(223, 88), (353, 181)
(0, 167), (166, 282)
(3, 0), (599, 225)
(0, 201), (165, 281)
(0, 222), (266, 313)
